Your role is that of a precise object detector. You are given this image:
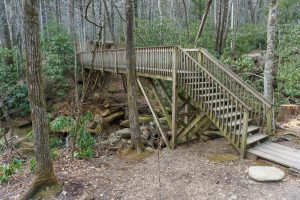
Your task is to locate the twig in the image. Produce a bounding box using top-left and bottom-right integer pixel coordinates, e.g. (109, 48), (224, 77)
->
(83, 0), (103, 28)
(107, 0), (147, 46)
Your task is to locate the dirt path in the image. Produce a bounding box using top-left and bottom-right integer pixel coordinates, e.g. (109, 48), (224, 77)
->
(1, 138), (300, 200)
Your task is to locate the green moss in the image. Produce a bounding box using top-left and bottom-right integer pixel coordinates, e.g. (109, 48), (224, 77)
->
(119, 148), (153, 161)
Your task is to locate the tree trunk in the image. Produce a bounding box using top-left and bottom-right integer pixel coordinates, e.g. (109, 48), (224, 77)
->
(21, 0), (58, 199)
(0, 0), (13, 64)
(214, 0), (229, 55)
(264, 0), (277, 103)
(125, 0), (144, 153)
(194, 0), (213, 46)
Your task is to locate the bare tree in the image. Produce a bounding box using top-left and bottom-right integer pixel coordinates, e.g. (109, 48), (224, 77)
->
(194, 0), (213, 46)
(214, 0), (230, 54)
(264, 0), (278, 103)
(0, 0), (11, 50)
(125, 0), (144, 152)
(21, 0), (58, 199)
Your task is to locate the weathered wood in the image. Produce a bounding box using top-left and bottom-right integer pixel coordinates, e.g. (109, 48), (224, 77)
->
(137, 78), (171, 149)
(247, 142), (300, 170)
(177, 112), (206, 140)
(149, 79), (172, 128)
(78, 45), (275, 159)
(240, 111), (249, 159)
(171, 48), (178, 149)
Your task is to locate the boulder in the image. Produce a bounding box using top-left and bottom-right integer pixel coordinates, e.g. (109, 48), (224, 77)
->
(116, 128), (131, 139)
(120, 116), (153, 127)
(248, 166), (285, 182)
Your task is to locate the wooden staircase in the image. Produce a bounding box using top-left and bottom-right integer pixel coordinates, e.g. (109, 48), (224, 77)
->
(78, 46), (300, 170)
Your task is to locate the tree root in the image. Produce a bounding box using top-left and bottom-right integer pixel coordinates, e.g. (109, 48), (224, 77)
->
(20, 169), (59, 200)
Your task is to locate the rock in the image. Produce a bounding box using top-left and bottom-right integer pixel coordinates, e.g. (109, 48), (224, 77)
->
(103, 111), (124, 123)
(98, 137), (121, 146)
(116, 128), (131, 139)
(94, 114), (103, 124)
(146, 147), (154, 152)
(19, 141), (34, 149)
(120, 116), (153, 127)
(248, 166), (285, 182)
(142, 130), (150, 139)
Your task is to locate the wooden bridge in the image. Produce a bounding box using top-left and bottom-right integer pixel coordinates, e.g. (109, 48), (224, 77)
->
(78, 46), (300, 171)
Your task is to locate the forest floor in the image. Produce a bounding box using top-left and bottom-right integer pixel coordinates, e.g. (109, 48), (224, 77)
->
(1, 74), (300, 200)
(1, 134), (300, 200)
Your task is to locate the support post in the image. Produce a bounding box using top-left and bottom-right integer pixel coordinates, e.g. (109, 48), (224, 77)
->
(137, 78), (171, 149)
(198, 50), (204, 66)
(149, 79), (172, 128)
(266, 106), (273, 135)
(171, 47), (178, 149)
(240, 110), (249, 159)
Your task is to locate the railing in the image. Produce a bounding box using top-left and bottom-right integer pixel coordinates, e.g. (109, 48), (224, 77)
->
(177, 47), (250, 154)
(184, 48), (273, 135)
(79, 47), (174, 78)
(78, 46), (273, 155)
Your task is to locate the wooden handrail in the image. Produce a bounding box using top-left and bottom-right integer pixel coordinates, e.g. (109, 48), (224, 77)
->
(199, 48), (272, 107)
(176, 46), (252, 112)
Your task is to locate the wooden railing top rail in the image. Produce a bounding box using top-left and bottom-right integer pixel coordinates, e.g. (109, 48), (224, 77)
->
(198, 48), (272, 108)
(177, 46), (252, 112)
(78, 45), (270, 110)
(78, 46), (176, 53)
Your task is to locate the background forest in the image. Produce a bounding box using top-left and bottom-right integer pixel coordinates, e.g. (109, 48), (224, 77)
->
(0, 0), (299, 118)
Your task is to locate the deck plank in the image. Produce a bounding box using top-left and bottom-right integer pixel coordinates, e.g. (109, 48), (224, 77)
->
(259, 142), (300, 160)
(248, 142), (300, 170)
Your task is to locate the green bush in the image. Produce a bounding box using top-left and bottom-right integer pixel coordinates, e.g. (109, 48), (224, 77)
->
(277, 24), (300, 104)
(0, 159), (23, 183)
(0, 48), (29, 117)
(42, 22), (74, 97)
(224, 23), (267, 56)
(50, 112), (96, 158)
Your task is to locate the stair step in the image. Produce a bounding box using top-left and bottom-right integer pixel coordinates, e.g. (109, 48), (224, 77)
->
(247, 133), (268, 145)
(207, 99), (228, 104)
(194, 87), (215, 91)
(235, 125), (260, 135)
(218, 112), (242, 119)
(227, 119), (252, 127)
(200, 93), (223, 98)
(187, 82), (211, 85)
(213, 105), (235, 112)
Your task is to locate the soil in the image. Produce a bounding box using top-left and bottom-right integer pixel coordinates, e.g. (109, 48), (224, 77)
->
(1, 74), (300, 200)
(1, 137), (300, 200)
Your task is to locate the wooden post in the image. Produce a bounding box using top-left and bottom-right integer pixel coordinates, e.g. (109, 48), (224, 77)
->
(266, 105), (273, 134)
(240, 110), (249, 159)
(137, 78), (171, 149)
(198, 50), (204, 66)
(114, 51), (118, 74)
(171, 47), (178, 149)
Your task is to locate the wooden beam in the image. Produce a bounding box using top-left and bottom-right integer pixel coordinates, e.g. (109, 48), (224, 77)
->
(171, 48), (178, 149)
(157, 79), (172, 104)
(149, 79), (172, 128)
(177, 112), (206, 140)
(92, 71), (101, 91)
(137, 78), (171, 149)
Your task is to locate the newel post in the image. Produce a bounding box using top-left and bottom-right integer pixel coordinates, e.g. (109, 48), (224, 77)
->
(198, 49), (204, 66)
(240, 110), (249, 159)
(266, 105), (273, 134)
(171, 47), (179, 149)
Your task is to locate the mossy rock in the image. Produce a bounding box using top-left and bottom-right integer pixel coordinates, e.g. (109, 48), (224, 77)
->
(120, 116), (153, 127)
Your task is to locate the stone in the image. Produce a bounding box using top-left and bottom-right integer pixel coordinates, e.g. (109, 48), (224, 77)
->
(94, 114), (103, 124)
(248, 166), (285, 182)
(116, 128), (131, 139)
